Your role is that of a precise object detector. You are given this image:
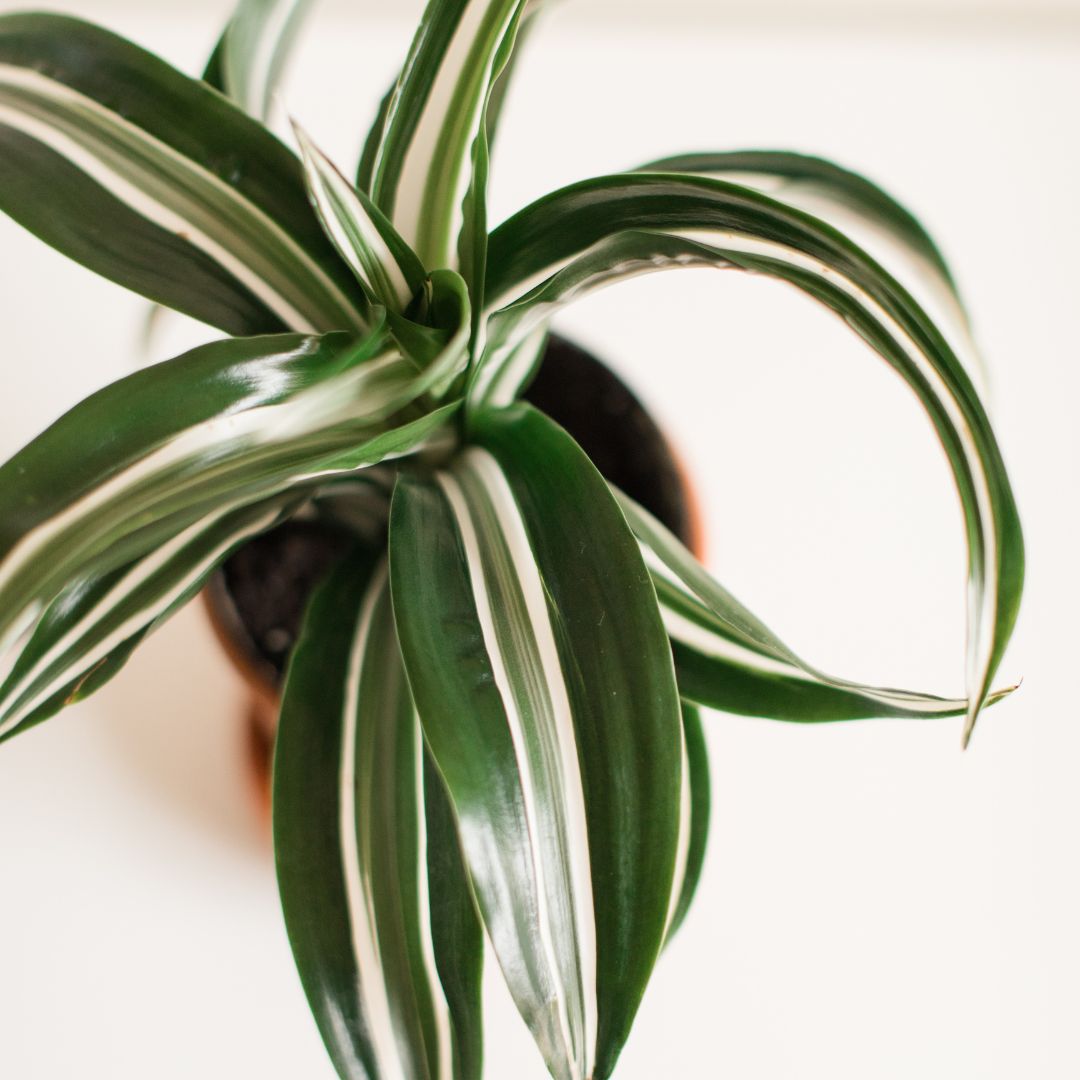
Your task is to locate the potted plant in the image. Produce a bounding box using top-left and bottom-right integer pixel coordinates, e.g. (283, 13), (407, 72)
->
(0, 2), (1024, 1078)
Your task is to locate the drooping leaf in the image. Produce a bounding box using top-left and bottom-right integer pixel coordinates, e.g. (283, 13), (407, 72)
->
(0, 13), (365, 334)
(637, 151), (982, 383)
(0, 325), (467, 741)
(293, 120), (427, 312)
(482, 174), (1024, 743)
(0, 493), (301, 743)
(275, 552), (483, 1080)
(390, 403), (683, 1080)
(368, 0), (528, 270)
(205, 0), (318, 122)
(618, 490), (1016, 722)
(665, 702), (711, 943)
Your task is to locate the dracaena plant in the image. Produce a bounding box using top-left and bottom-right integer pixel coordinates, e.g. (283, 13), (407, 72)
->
(0, 1), (1023, 1078)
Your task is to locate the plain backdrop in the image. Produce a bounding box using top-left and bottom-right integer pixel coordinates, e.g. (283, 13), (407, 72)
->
(0, 1), (1076, 1077)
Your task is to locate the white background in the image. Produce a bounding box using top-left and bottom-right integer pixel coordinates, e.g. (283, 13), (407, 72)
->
(0, 1), (1076, 1077)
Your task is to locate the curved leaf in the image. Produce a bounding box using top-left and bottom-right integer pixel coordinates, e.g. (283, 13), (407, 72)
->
(483, 174), (1023, 743)
(0, 13), (365, 334)
(206, 0), (317, 122)
(276, 552), (482, 1079)
(665, 702), (710, 943)
(619, 491), (1016, 723)
(0, 494), (300, 743)
(390, 403), (682, 1080)
(368, 0), (527, 270)
(637, 151), (982, 383)
(293, 121), (427, 312)
(0, 326), (467, 740)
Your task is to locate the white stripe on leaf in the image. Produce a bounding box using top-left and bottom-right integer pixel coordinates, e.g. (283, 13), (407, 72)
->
(486, 222), (1000, 737)
(0, 63), (363, 332)
(438, 448), (597, 1079)
(293, 120), (421, 312)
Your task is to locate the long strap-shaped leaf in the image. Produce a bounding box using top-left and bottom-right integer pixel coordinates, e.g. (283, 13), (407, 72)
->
(276, 553), (483, 1080)
(390, 404), (683, 1080)
(619, 491), (1015, 722)
(665, 702), (710, 944)
(637, 151), (982, 384)
(0, 327), (466, 740)
(0, 13), (365, 334)
(483, 174), (1023, 743)
(293, 122), (427, 312)
(0, 493), (305, 743)
(368, 0), (527, 270)
(204, 0), (317, 122)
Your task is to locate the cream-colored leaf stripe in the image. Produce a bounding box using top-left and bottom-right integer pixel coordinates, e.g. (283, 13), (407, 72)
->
(438, 446), (597, 1080)
(0, 63), (364, 332)
(0, 500), (285, 738)
(619, 492), (999, 717)
(485, 219), (1001, 739)
(293, 121), (417, 311)
(376, 0), (525, 269)
(339, 562), (455, 1078)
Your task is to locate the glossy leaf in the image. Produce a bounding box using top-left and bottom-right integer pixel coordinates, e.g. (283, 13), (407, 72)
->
(368, 0), (527, 270)
(618, 490), (1016, 722)
(294, 120), (427, 312)
(638, 151), (982, 383)
(276, 552), (483, 1079)
(665, 703), (710, 943)
(0, 325), (467, 740)
(390, 404), (682, 1080)
(484, 173), (1023, 743)
(0, 494), (300, 743)
(0, 13), (365, 334)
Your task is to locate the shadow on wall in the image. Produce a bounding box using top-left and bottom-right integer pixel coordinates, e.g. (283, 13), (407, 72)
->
(96, 601), (269, 855)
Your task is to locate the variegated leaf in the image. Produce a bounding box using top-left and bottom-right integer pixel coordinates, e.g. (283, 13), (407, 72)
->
(0, 13), (365, 335)
(637, 151), (982, 384)
(0, 494), (301, 743)
(205, 0), (318, 122)
(368, 0), (529, 271)
(0, 325), (467, 741)
(390, 404), (682, 1080)
(293, 120), (427, 312)
(665, 702), (711, 944)
(618, 490), (1016, 722)
(276, 552), (483, 1080)
(482, 174), (1024, 743)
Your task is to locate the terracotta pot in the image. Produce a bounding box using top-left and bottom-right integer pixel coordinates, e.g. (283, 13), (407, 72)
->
(204, 335), (705, 811)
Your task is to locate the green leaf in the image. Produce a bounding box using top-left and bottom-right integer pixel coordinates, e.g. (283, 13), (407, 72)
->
(618, 490), (1017, 722)
(390, 403), (683, 1080)
(484, 173), (1024, 744)
(293, 120), (427, 312)
(665, 702), (710, 943)
(637, 151), (983, 383)
(0, 326), (466, 741)
(275, 552), (483, 1080)
(0, 13), (365, 334)
(0, 493), (301, 743)
(368, 0), (528, 270)
(206, 0), (318, 121)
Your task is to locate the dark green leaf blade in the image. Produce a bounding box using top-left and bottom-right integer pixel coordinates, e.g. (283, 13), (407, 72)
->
(0, 327), (466, 739)
(484, 173), (1024, 743)
(619, 490), (1016, 722)
(665, 702), (711, 943)
(0, 12), (365, 334)
(275, 551), (482, 1079)
(390, 403), (683, 1080)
